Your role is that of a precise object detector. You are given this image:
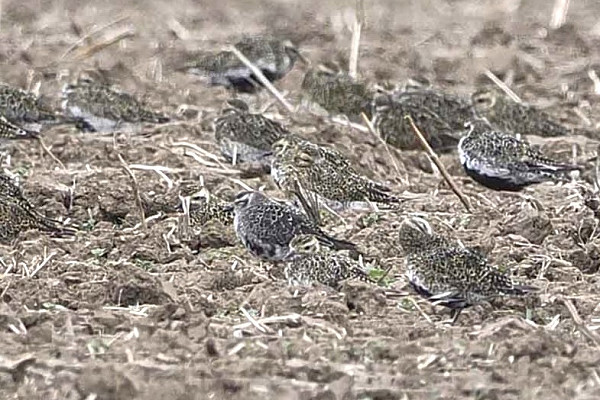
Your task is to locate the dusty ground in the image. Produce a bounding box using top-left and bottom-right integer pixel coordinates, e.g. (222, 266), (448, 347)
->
(1, 0), (600, 399)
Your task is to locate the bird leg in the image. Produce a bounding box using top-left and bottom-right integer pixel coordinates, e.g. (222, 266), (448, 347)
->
(449, 308), (463, 325)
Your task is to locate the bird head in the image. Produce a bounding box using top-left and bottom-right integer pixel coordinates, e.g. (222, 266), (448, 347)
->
(272, 137), (292, 159)
(372, 93), (394, 114)
(272, 135), (303, 159)
(471, 88), (498, 114)
(463, 118), (493, 135)
(224, 98), (250, 113)
(301, 66), (327, 90)
(398, 216), (434, 252)
(229, 190), (268, 212)
(289, 234), (321, 254)
(282, 40), (310, 66)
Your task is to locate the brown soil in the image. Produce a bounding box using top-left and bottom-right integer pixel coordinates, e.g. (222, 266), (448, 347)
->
(1, 0), (600, 399)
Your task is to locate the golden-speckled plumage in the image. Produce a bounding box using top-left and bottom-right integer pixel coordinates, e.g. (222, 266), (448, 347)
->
(271, 135), (399, 210)
(471, 88), (591, 138)
(0, 173), (76, 242)
(285, 234), (373, 287)
(214, 99), (290, 164)
(399, 217), (537, 323)
(372, 89), (472, 151)
(189, 195), (234, 227)
(301, 66), (372, 121)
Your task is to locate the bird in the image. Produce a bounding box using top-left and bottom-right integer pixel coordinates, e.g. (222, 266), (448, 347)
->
(271, 135), (400, 211)
(0, 173), (76, 242)
(301, 65), (372, 121)
(458, 119), (581, 191)
(0, 172), (36, 208)
(182, 36), (307, 93)
(228, 190), (356, 261)
(0, 83), (60, 126)
(284, 234), (374, 287)
(372, 89), (471, 152)
(471, 87), (592, 138)
(0, 196), (76, 242)
(61, 77), (170, 133)
(398, 217), (538, 323)
(397, 215), (450, 253)
(188, 194), (234, 227)
(0, 82), (92, 132)
(0, 116), (39, 140)
(214, 99), (290, 165)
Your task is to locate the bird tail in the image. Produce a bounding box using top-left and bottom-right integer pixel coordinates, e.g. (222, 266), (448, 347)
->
(533, 161), (581, 173)
(54, 115), (97, 132)
(318, 235), (357, 252)
(34, 213), (78, 238)
(14, 127), (40, 140)
(505, 284), (539, 296)
(46, 225), (78, 238)
(366, 183), (402, 204)
(0, 116), (40, 139)
(141, 110), (170, 124)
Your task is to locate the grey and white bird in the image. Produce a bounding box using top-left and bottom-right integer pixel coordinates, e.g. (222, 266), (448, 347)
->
(228, 191), (356, 261)
(183, 36), (307, 93)
(62, 77), (170, 133)
(458, 120), (580, 191)
(399, 217), (538, 323)
(214, 99), (290, 165)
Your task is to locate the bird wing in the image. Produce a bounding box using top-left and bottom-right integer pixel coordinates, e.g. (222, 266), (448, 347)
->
(521, 148), (579, 172)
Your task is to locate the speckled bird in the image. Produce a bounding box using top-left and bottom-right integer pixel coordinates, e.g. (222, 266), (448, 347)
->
(372, 89), (472, 152)
(189, 194), (234, 227)
(471, 88), (591, 138)
(271, 135), (400, 210)
(0, 197), (76, 242)
(0, 172), (23, 199)
(301, 66), (372, 121)
(229, 191), (356, 261)
(0, 174), (76, 242)
(0, 172), (35, 208)
(0, 82), (92, 132)
(285, 234), (374, 287)
(399, 217), (538, 323)
(214, 99), (290, 164)
(61, 78), (170, 132)
(0, 83), (60, 126)
(0, 116), (38, 140)
(397, 216), (450, 253)
(183, 36), (306, 93)
(458, 120), (580, 191)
